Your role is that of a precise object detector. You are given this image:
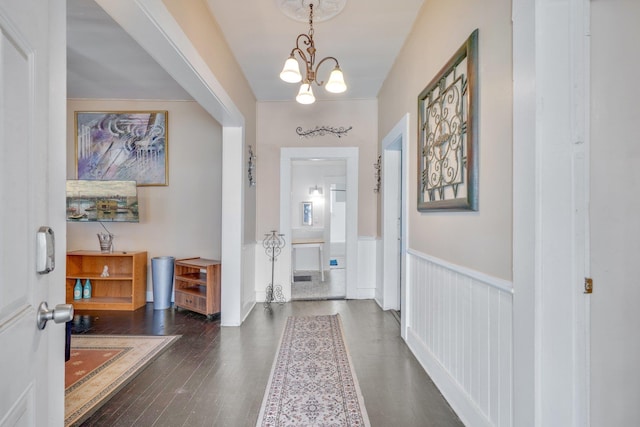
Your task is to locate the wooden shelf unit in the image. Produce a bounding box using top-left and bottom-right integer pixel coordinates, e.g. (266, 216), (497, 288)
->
(66, 250), (147, 311)
(174, 257), (221, 317)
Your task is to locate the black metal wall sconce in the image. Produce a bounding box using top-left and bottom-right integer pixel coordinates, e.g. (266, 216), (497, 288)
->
(248, 145), (256, 187)
(374, 155), (381, 193)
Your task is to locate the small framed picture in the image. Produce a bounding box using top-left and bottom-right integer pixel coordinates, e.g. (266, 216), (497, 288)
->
(301, 201), (313, 226)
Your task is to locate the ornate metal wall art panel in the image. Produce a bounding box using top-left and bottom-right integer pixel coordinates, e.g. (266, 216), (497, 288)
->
(417, 29), (479, 211)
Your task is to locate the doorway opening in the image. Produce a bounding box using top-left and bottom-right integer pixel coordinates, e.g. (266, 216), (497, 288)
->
(280, 147), (359, 301)
(290, 160), (346, 300)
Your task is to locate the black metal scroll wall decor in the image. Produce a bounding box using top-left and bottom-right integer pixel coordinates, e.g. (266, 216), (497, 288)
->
(417, 29), (479, 211)
(296, 125), (352, 138)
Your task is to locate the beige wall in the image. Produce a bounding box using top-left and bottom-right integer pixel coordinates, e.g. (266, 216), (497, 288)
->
(163, 0), (257, 243)
(378, 0), (513, 280)
(67, 99), (222, 294)
(256, 99), (378, 238)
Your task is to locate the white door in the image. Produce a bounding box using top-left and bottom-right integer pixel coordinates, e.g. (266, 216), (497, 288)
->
(590, 1), (640, 424)
(0, 1), (66, 425)
(328, 179), (346, 269)
(382, 148), (401, 311)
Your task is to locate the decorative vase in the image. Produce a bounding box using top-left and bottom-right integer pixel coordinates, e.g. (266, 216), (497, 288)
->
(73, 279), (82, 300)
(83, 278), (92, 299)
(97, 232), (113, 253)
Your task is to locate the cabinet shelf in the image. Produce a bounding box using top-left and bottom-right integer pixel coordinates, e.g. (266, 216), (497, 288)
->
(67, 274), (133, 281)
(66, 251), (147, 311)
(176, 286), (207, 297)
(174, 258), (220, 318)
(175, 272), (207, 284)
(70, 297), (132, 310)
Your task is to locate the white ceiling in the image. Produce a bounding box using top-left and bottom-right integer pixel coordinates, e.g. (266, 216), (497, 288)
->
(67, 0), (425, 102)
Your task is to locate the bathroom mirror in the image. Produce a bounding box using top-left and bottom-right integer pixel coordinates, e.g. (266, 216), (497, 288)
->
(301, 201), (313, 226)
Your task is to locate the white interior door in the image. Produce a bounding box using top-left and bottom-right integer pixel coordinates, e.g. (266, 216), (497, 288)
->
(0, 1), (66, 425)
(381, 114), (409, 321)
(328, 178), (346, 267)
(381, 149), (401, 311)
(590, 1), (640, 424)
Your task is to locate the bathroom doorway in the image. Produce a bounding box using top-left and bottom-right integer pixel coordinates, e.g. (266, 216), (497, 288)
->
(280, 147), (359, 301)
(290, 160), (346, 300)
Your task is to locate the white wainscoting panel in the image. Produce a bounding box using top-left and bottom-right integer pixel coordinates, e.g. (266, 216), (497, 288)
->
(375, 237), (384, 306)
(356, 237), (377, 299)
(406, 249), (513, 427)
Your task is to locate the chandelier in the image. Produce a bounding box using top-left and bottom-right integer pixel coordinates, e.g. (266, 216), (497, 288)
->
(279, 3), (347, 104)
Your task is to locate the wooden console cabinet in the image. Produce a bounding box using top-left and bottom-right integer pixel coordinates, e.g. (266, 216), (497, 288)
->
(66, 250), (147, 311)
(174, 258), (221, 318)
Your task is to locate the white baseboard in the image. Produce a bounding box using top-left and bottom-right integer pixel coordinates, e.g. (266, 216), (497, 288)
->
(356, 289), (375, 299)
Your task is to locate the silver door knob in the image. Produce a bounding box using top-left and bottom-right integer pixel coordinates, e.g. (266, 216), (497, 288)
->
(37, 302), (74, 330)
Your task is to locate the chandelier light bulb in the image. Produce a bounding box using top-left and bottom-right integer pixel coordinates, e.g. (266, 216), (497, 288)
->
(280, 56), (302, 83)
(296, 83), (316, 104)
(325, 66), (347, 93)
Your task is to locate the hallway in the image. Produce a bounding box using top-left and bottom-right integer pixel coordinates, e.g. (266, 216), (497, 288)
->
(72, 300), (461, 426)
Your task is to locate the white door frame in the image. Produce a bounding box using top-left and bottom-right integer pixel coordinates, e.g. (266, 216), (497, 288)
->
(280, 147), (359, 300)
(381, 114), (410, 337)
(97, 0), (246, 326)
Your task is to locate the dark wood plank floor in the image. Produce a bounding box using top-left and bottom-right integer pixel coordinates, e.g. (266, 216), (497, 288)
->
(72, 300), (462, 426)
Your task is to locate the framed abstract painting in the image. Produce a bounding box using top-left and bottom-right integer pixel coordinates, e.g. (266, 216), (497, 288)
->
(75, 111), (168, 186)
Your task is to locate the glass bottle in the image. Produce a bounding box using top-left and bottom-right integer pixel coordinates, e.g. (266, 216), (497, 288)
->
(73, 279), (82, 300)
(83, 278), (92, 299)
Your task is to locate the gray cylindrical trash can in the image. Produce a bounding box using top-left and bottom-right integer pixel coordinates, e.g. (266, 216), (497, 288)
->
(152, 256), (175, 310)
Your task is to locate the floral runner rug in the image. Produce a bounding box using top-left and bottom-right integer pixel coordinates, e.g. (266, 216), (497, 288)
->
(65, 334), (179, 426)
(256, 314), (370, 426)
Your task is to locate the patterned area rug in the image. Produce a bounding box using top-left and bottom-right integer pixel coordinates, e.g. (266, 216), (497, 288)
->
(256, 315), (370, 426)
(65, 335), (179, 426)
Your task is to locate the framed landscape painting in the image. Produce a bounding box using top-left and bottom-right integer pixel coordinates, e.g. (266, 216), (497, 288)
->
(75, 111), (168, 186)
